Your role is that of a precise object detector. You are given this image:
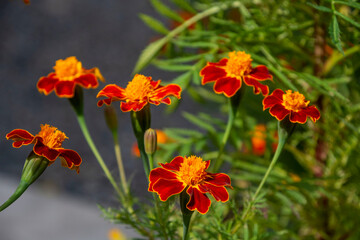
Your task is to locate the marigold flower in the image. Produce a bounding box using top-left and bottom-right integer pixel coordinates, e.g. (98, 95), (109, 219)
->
(263, 89), (320, 124)
(108, 228), (127, 240)
(200, 51), (273, 97)
(97, 74), (181, 112)
(37, 56), (104, 98)
(149, 155), (232, 214)
(6, 124), (82, 173)
(251, 124), (267, 156)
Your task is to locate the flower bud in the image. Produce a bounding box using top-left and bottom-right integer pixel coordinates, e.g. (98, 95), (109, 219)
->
(144, 128), (157, 155)
(104, 106), (118, 133)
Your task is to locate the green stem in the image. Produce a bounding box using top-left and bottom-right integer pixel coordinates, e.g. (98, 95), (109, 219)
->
(212, 89), (244, 172)
(76, 114), (122, 197)
(232, 120), (295, 233)
(0, 181), (30, 212)
(180, 190), (193, 240)
(113, 133), (128, 195)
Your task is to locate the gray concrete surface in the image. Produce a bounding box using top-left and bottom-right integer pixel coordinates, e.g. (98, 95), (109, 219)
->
(0, 174), (140, 240)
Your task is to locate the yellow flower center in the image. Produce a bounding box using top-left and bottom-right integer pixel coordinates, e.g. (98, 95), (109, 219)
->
(282, 90), (309, 111)
(53, 56), (83, 81)
(224, 51), (252, 78)
(177, 156), (207, 186)
(124, 74), (154, 102)
(37, 124), (68, 148)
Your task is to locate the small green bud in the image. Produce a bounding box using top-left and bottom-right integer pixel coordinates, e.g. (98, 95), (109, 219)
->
(104, 106), (118, 133)
(144, 128), (157, 155)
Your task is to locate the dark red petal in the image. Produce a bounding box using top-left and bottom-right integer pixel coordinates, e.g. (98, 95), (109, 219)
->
(74, 74), (98, 88)
(37, 73), (58, 95)
(148, 167), (178, 191)
(205, 173), (231, 187)
(198, 183), (229, 202)
(249, 65), (273, 81)
(152, 84), (182, 100)
(58, 149), (82, 166)
(120, 101), (147, 112)
(269, 104), (290, 121)
(160, 97), (171, 105)
(213, 77), (241, 97)
(303, 106), (320, 122)
(204, 160), (210, 170)
(186, 187), (211, 214)
(97, 84), (126, 107)
(54, 81), (76, 98)
(243, 76), (269, 95)
(33, 138), (60, 161)
(152, 178), (185, 201)
(150, 79), (161, 88)
(200, 65), (227, 84)
(6, 129), (35, 148)
(208, 58), (228, 67)
(289, 110), (307, 124)
(263, 89), (284, 110)
(160, 156), (184, 171)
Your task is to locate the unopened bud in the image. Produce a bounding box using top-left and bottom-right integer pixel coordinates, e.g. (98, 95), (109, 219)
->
(104, 106), (118, 133)
(144, 128), (157, 155)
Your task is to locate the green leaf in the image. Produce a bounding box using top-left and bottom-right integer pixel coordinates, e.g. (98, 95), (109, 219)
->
(171, 0), (196, 13)
(335, 10), (360, 28)
(133, 38), (168, 74)
(152, 60), (194, 72)
(139, 14), (169, 35)
(171, 71), (192, 89)
(306, 2), (332, 12)
(182, 111), (216, 133)
(150, 0), (183, 22)
(329, 15), (344, 54)
(285, 190), (307, 205)
(334, 0), (360, 10)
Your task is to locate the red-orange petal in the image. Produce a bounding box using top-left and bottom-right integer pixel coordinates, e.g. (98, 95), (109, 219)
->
(74, 74), (99, 88)
(208, 58), (228, 67)
(97, 84), (126, 106)
(289, 110), (307, 124)
(186, 186), (211, 214)
(205, 173), (231, 187)
(37, 74), (59, 95)
(198, 183), (229, 202)
(6, 129), (35, 148)
(269, 104), (290, 121)
(58, 149), (82, 166)
(150, 79), (161, 88)
(54, 81), (76, 98)
(200, 65), (227, 84)
(160, 156), (184, 171)
(303, 106), (321, 122)
(148, 167), (178, 191)
(33, 138), (61, 161)
(152, 178), (185, 201)
(263, 89), (284, 110)
(249, 65), (273, 81)
(213, 77), (241, 97)
(243, 76), (269, 95)
(120, 101), (147, 112)
(152, 84), (182, 100)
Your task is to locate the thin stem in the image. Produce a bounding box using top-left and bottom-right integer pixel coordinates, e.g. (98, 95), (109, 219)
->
(212, 99), (235, 172)
(113, 133), (128, 195)
(76, 114), (122, 197)
(232, 120), (293, 234)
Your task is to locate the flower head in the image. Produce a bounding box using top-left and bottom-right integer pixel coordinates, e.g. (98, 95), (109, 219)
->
(97, 74), (181, 112)
(37, 56), (104, 98)
(149, 155), (232, 214)
(200, 51), (273, 97)
(251, 124), (267, 156)
(6, 124), (82, 173)
(263, 89), (320, 123)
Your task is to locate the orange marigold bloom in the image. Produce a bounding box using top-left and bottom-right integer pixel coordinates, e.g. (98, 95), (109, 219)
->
(149, 155), (232, 214)
(263, 89), (320, 124)
(200, 51), (273, 97)
(6, 124), (82, 173)
(251, 124), (267, 156)
(97, 74), (182, 112)
(37, 56), (104, 98)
